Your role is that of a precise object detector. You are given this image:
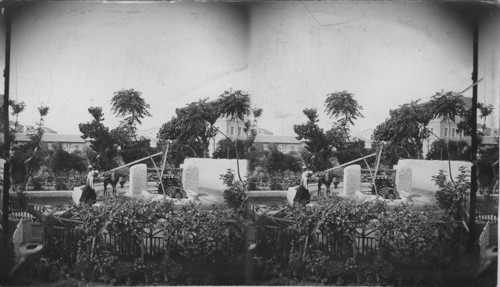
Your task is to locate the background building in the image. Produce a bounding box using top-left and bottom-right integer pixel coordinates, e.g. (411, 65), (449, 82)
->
(253, 134), (305, 154)
(13, 134), (88, 153)
(423, 96), (498, 157)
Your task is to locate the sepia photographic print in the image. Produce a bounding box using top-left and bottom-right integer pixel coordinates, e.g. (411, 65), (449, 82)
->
(0, 0), (499, 286)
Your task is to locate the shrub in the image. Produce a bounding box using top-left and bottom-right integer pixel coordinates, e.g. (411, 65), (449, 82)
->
(246, 146), (303, 190)
(432, 166), (470, 217)
(254, 195), (464, 285)
(53, 170), (87, 190)
(57, 195), (246, 285)
(375, 205), (464, 282)
(75, 195), (174, 235)
(221, 169), (248, 210)
(158, 203), (246, 284)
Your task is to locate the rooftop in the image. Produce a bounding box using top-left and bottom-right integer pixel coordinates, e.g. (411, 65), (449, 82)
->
(14, 133), (85, 143)
(482, 136), (499, 145)
(254, 134), (302, 144)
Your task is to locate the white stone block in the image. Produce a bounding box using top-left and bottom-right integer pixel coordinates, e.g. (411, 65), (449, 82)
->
(182, 165), (199, 193)
(287, 186), (298, 204)
(343, 165), (361, 196)
(73, 186), (83, 205)
(129, 164), (147, 196)
(396, 166), (412, 193)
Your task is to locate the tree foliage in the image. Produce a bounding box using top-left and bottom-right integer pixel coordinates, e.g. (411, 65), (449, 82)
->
(294, 109), (337, 171)
(372, 100), (432, 160)
(79, 107), (119, 171)
(10, 105), (50, 191)
(158, 90), (259, 163)
(111, 89), (151, 127)
(212, 138), (250, 159)
(294, 91), (364, 171)
(246, 145), (304, 190)
(49, 144), (87, 173)
(335, 139), (372, 165)
(324, 90), (364, 134)
(80, 89), (155, 170)
(426, 139), (471, 161)
(372, 92), (494, 165)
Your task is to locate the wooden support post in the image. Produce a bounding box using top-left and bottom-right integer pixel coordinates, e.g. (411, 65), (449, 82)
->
(468, 14), (479, 252)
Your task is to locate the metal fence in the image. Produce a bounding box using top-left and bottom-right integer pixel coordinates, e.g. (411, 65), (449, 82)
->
(463, 194), (498, 223)
(47, 223), (240, 262)
(256, 219), (379, 263)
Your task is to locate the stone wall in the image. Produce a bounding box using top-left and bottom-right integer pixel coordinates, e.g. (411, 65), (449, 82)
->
(182, 158), (249, 191)
(396, 159), (471, 191)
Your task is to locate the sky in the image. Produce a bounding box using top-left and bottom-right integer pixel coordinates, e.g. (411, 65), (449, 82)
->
(3, 1), (499, 137)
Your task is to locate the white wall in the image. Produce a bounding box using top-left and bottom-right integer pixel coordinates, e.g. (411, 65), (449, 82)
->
(396, 159), (472, 191)
(183, 158), (248, 191)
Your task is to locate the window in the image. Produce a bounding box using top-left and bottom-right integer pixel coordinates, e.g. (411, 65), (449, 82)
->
(238, 127), (242, 136)
(451, 128), (455, 137)
(444, 127), (448, 137)
(230, 126), (234, 135)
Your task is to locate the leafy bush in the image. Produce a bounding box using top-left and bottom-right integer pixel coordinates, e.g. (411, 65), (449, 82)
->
(53, 170), (87, 190)
(246, 146), (303, 190)
(254, 196), (386, 284)
(75, 195), (174, 235)
(160, 204), (245, 283)
(254, 195), (464, 285)
(221, 169), (248, 210)
(432, 166), (470, 217)
(375, 204), (465, 281)
(54, 195), (247, 285)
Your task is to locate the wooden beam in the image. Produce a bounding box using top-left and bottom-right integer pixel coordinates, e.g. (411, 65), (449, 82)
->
(315, 153), (377, 176)
(105, 151), (163, 172)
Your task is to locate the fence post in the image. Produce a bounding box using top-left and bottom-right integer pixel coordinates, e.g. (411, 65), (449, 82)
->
(352, 232), (357, 265)
(133, 232), (145, 263)
(302, 236), (309, 259)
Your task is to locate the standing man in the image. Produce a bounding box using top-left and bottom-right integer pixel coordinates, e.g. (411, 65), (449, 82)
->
(87, 166), (98, 189)
(301, 165), (312, 189)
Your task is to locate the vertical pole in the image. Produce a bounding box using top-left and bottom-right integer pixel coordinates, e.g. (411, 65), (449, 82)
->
(2, 6), (11, 240)
(468, 14), (479, 251)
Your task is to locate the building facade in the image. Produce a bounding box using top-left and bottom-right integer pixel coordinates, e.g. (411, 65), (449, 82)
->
(423, 96), (499, 156)
(13, 134), (88, 153)
(253, 134), (305, 153)
(209, 116), (252, 156)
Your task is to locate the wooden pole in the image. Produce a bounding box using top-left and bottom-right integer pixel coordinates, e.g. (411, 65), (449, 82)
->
(158, 144), (169, 194)
(2, 7), (11, 240)
(468, 15), (479, 251)
(313, 153), (376, 176)
(372, 145), (384, 198)
(105, 151), (162, 173)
